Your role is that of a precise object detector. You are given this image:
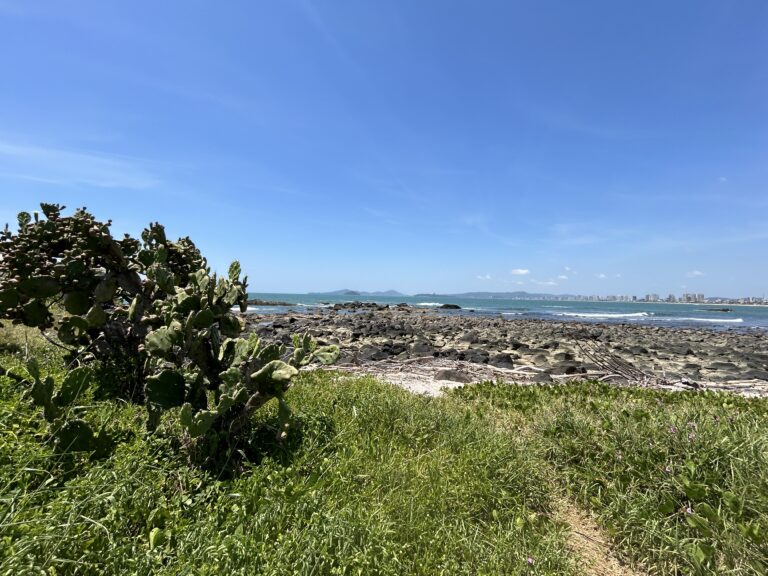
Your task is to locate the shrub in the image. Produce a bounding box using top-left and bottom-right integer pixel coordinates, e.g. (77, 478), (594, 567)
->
(0, 203), (337, 459)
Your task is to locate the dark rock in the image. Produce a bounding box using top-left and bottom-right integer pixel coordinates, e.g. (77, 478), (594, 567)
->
(246, 298), (295, 306)
(463, 348), (490, 364)
(553, 351), (574, 361)
(629, 346), (649, 355)
(434, 369), (473, 383)
(440, 303), (461, 310)
(408, 340), (433, 357)
(743, 369), (768, 381)
(489, 352), (514, 369)
(357, 345), (388, 362)
(459, 330), (479, 343)
(549, 361), (585, 375)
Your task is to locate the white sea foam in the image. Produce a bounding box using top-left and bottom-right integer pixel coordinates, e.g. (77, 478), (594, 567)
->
(502, 312), (524, 316)
(417, 302), (443, 307)
(542, 305), (568, 308)
(557, 312), (650, 319)
(651, 317), (744, 324)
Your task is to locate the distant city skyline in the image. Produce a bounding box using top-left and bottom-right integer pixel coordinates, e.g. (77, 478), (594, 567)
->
(0, 1), (766, 296)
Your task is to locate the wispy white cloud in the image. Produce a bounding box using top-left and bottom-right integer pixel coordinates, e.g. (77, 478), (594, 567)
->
(476, 273), (492, 280)
(687, 270), (705, 278)
(0, 140), (159, 189)
(596, 273), (607, 279)
(615, 273), (622, 278)
(718, 176), (727, 183)
(532, 279), (558, 286)
(557, 275), (568, 280)
(510, 268), (530, 276)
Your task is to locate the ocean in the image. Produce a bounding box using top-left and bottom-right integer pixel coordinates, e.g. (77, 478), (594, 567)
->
(245, 293), (768, 331)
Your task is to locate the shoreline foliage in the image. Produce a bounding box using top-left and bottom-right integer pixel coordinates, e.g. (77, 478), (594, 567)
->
(0, 204), (338, 465)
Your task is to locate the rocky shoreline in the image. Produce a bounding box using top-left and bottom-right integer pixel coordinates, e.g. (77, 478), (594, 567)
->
(241, 303), (768, 397)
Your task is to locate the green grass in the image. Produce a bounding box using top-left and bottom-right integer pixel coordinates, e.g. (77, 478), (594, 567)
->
(0, 328), (573, 575)
(451, 382), (768, 575)
(2, 325), (767, 575)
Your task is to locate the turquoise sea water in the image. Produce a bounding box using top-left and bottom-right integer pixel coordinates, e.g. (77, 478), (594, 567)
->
(246, 293), (768, 331)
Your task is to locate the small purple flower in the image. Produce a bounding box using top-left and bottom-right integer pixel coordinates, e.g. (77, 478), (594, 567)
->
(527, 556), (535, 565)
(669, 426), (678, 434)
(664, 465), (672, 474)
(688, 432), (696, 441)
(686, 506), (693, 515)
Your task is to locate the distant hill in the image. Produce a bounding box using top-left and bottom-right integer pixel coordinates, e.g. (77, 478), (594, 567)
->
(413, 291), (573, 299)
(309, 289), (406, 297)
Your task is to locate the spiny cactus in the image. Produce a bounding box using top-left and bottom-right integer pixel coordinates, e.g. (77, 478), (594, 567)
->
(0, 204), (339, 460)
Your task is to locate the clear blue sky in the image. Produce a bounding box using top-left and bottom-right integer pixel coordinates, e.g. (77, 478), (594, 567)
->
(1, 1), (766, 297)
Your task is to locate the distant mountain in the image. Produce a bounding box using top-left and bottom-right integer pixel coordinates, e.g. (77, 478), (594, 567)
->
(309, 289), (406, 297)
(413, 291), (571, 299)
(308, 289), (359, 296)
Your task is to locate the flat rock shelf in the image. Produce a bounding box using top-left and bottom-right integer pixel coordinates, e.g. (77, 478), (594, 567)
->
(241, 306), (768, 398)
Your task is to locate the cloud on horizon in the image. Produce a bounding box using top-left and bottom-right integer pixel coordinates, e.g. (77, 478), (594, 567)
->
(510, 268), (530, 275)
(687, 270), (705, 278)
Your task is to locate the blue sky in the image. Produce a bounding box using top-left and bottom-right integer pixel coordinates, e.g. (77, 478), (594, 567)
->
(1, 1), (766, 297)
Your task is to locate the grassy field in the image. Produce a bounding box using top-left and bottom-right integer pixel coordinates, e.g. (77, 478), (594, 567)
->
(1, 325), (767, 575)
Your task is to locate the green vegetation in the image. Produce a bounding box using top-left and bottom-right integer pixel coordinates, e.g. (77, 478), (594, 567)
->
(0, 204), (337, 466)
(0, 327), (573, 575)
(451, 382), (768, 575)
(1, 201), (765, 575)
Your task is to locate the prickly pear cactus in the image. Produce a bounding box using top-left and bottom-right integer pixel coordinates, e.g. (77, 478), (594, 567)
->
(0, 204), (339, 460)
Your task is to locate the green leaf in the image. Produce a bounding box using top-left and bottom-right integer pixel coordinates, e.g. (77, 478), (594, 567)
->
(658, 495), (676, 515)
(696, 502), (719, 524)
(145, 326), (179, 356)
(180, 403), (218, 437)
(314, 345), (340, 365)
(722, 491), (742, 514)
(57, 316), (89, 345)
(18, 276), (59, 299)
(93, 276), (118, 303)
(153, 265), (174, 293)
(55, 366), (93, 406)
(0, 288), (19, 310)
(127, 295), (140, 321)
(145, 370), (186, 409)
(85, 304), (107, 327)
(251, 360), (298, 386)
(54, 419), (95, 453)
(63, 291), (90, 315)
(30, 374), (54, 406)
(17, 211), (31, 228)
(687, 542), (714, 567)
(256, 343), (283, 364)
(149, 527), (169, 549)
(21, 300), (51, 327)
(683, 481), (708, 502)
(685, 513), (713, 537)
(175, 292), (201, 315)
(228, 261), (241, 282)
(192, 308), (216, 329)
(40, 202), (63, 219)
(219, 314), (242, 338)
(26, 357), (41, 380)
